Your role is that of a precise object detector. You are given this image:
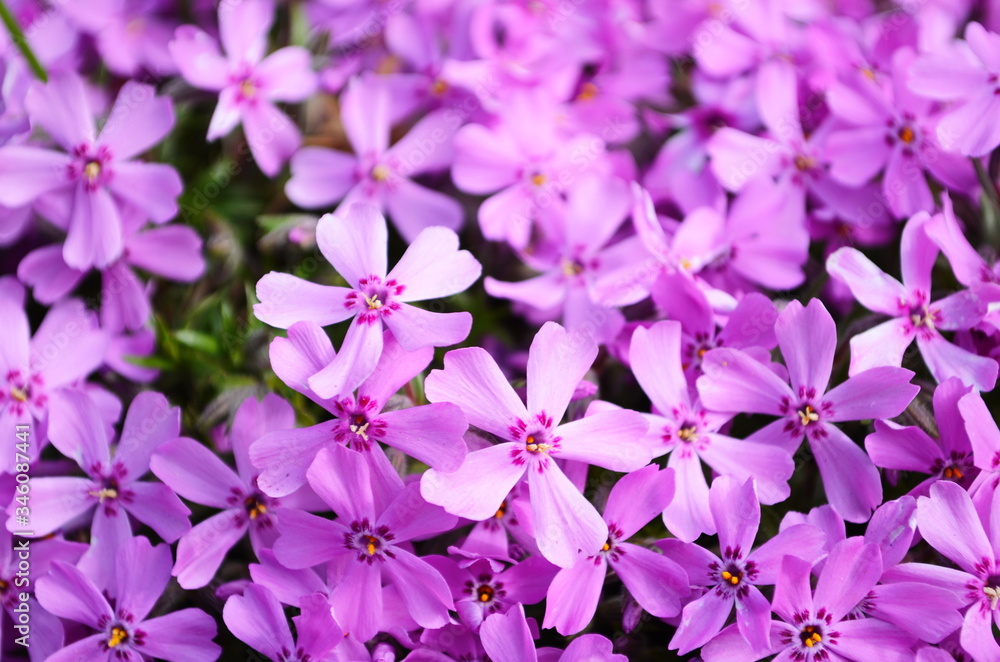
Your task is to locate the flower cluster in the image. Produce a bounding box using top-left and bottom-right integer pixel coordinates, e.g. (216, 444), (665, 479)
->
(2, 0), (1000, 660)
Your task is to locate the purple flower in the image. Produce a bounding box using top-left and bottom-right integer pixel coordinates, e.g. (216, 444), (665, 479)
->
(61, 0), (179, 77)
(273, 442), (457, 641)
(421, 322), (651, 567)
(659, 476), (826, 655)
(6, 391), (190, 590)
(827, 211), (997, 390)
(0, 73), (182, 269)
(544, 464), (690, 635)
(866, 377), (977, 496)
(224, 584), (344, 662)
(254, 203), (481, 398)
(0, 280), (108, 470)
(170, 0), (317, 176)
(35, 536), (220, 662)
(697, 298), (919, 522)
(908, 22), (1000, 157)
(631, 320), (794, 541)
(149, 394), (312, 589)
(925, 193), (1000, 311)
(250, 324), (468, 499)
(430, 555), (557, 631)
(703, 538), (918, 662)
(286, 73), (463, 242)
(957, 389), (1000, 521)
(825, 47), (977, 217)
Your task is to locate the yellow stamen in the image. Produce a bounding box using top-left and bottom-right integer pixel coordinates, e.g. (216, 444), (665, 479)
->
(349, 421), (370, 441)
(108, 626), (128, 648)
(721, 571), (732, 580)
(90, 488), (118, 502)
(240, 80), (256, 98)
(246, 497), (267, 520)
(898, 126), (915, 143)
(697, 348), (707, 358)
(797, 406), (819, 426)
(602, 542), (610, 552)
(861, 67), (876, 80)
(364, 294), (383, 310)
(576, 82), (599, 101)
(794, 155), (815, 172)
(84, 162), (101, 182)
(364, 536), (378, 555)
(679, 257), (693, 270)
(431, 79), (448, 95)
(10, 387), (26, 402)
(561, 259), (584, 277)
(985, 586), (1000, 610)
(372, 164), (390, 182)
(530, 173), (546, 186)
(678, 426), (698, 442)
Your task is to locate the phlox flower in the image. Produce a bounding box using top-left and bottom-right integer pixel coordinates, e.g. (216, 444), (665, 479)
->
(255, 203), (480, 398)
(35, 536), (220, 662)
(544, 464), (690, 635)
(421, 321), (651, 568)
(273, 443), (457, 641)
(827, 211), (997, 390)
(170, 0), (317, 175)
(0, 73), (182, 269)
(481, 603), (627, 662)
(286, 73), (463, 242)
(697, 299), (919, 522)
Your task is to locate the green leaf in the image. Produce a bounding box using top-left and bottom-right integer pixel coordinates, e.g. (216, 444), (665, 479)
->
(174, 329), (220, 356)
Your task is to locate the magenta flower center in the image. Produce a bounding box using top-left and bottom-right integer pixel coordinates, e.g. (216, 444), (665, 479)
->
(346, 275), (404, 324)
(344, 519), (395, 564)
(70, 143), (113, 190)
(983, 574), (1000, 610)
(798, 624), (824, 649)
(796, 405), (820, 427)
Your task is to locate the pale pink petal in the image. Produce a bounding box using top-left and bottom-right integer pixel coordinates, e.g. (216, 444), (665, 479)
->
(384, 177), (464, 242)
(776, 299), (836, 396)
(917, 333), (998, 391)
(64, 185), (124, 270)
(697, 347), (792, 417)
(529, 464), (608, 568)
(917, 480), (992, 574)
(603, 464), (675, 540)
(308, 317), (384, 398)
(810, 424), (883, 523)
(17, 245), (84, 304)
(306, 444), (374, 522)
(125, 225), (205, 281)
(452, 124), (523, 194)
(328, 556), (383, 641)
(527, 322), (598, 422)
(420, 443), (524, 520)
(24, 72), (94, 150)
(243, 102), (301, 177)
(107, 161), (182, 223)
(826, 247), (907, 316)
(669, 588), (734, 654)
(699, 434), (793, 505)
(936, 93), (1000, 157)
(99, 82), (175, 160)
(613, 542), (688, 618)
(0, 146), (71, 207)
(207, 87), (243, 140)
(251, 423), (330, 497)
(826, 127), (892, 186)
(555, 410), (651, 472)
(169, 25), (230, 90)
(707, 128), (783, 192)
(630, 321), (688, 414)
(543, 557), (606, 635)
(387, 226), (481, 302)
(254, 272), (353, 328)
(286, 147), (358, 208)
(256, 47), (317, 101)
(484, 271), (567, 311)
(846, 318), (913, 376)
(389, 109), (458, 176)
(219, 0), (272, 64)
(382, 304), (472, 350)
(316, 203), (388, 288)
(424, 347), (527, 439)
(149, 437), (245, 508)
(662, 450), (714, 542)
(379, 403), (468, 472)
(382, 547), (454, 629)
(824, 366), (919, 422)
(340, 74), (391, 157)
(173, 510), (247, 588)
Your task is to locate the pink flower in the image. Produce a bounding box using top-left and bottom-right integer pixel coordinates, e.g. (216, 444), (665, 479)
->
(254, 203), (481, 398)
(170, 0), (317, 176)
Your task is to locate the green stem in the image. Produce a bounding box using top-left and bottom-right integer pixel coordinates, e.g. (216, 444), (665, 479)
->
(975, 157), (1000, 246)
(0, 1), (46, 82)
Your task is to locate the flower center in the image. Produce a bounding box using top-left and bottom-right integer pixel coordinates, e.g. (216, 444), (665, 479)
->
(371, 164), (391, 182)
(245, 495), (267, 520)
(108, 626), (129, 648)
(530, 172), (546, 186)
(561, 258), (585, 277)
(897, 126), (915, 143)
(495, 500), (507, 519)
(477, 585), (495, 602)
(799, 624), (823, 648)
(346, 520), (394, 564)
(84, 161), (101, 183)
(721, 566), (743, 585)
(239, 79), (256, 99)
(942, 464), (964, 480)
(10, 386), (27, 402)
(677, 425), (698, 442)
(349, 414), (370, 440)
(909, 306), (934, 329)
(797, 405), (820, 427)
(431, 79), (448, 95)
(576, 82), (599, 101)
(524, 433), (552, 453)
(794, 155), (815, 171)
